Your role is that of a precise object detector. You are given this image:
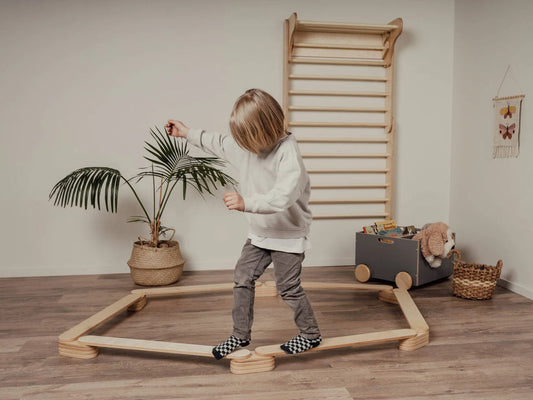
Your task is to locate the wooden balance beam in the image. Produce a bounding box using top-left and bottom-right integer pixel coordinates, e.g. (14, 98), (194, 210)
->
(301, 281), (393, 291)
(232, 329), (418, 374)
(58, 293), (147, 359)
(260, 280), (395, 301)
(78, 335), (251, 360)
(393, 288), (430, 351)
(130, 281), (393, 298)
(58, 281), (429, 374)
(131, 282), (234, 296)
(131, 281), (279, 298)
(255, 329), (417, 357)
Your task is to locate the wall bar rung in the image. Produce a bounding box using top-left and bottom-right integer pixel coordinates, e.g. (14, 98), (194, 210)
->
(297, 20), (399, 33)
(309, 199), (388, 205)
(293, 54), (384, 61)
(303, 153), (389, 159)
(289, 75), (388, 82)
(297, 138), (389, 144)
(290, 58), (386, 66)
(308, 169), (389, 174)
(313, 213), (390, 220)
(289, 90), (388, 97)
(290, 122), (386, 128)
(290, 106), (387, 112)
(311, 184), (389, 189)
(294, 42), (386, 51)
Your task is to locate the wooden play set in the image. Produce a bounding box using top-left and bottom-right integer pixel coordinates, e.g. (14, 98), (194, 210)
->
(59, 280), (429, 374)
(283, 13), (402, 220)
(59, 15), (414, 375)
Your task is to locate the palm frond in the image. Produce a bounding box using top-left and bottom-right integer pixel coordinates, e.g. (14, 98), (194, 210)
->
(137, 127), (236, 197)
(127, 216), (150, 224)
(49, 167), (122, 212)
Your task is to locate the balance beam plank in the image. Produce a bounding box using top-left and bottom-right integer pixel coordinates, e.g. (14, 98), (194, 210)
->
(393, 289), (429, 333)
(131, 283), (235, 296)
(59, 294), (145, 342)
(78, 335), (251, 360)
(302, 281), (393, 291)
(255, 329), (417, 357)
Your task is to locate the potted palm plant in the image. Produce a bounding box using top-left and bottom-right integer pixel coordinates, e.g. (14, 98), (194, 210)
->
(49, 127), (234, 286)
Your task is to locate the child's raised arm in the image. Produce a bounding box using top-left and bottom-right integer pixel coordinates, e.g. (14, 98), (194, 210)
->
(166, 120), (190, 139)
(167, 122), (244, 168)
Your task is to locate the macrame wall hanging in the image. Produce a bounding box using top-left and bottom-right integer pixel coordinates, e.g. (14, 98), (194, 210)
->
(492, 65), (525, 159)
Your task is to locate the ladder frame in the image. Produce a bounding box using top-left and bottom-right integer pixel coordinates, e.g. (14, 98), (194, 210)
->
(283, 13), (403, 220)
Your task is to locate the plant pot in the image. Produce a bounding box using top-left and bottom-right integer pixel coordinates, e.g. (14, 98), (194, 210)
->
(127, 240), (184, 286)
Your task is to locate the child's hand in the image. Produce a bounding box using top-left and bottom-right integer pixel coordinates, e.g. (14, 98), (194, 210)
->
(223, 192), (245, 212)
(165, 120), (190, 138)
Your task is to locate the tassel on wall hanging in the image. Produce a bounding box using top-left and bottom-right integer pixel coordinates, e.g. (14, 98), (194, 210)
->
(492, 65), (525, 158)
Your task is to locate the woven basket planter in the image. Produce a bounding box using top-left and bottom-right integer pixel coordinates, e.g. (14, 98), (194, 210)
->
(127, 240), (184, 286)
(450, 250), (503, 300)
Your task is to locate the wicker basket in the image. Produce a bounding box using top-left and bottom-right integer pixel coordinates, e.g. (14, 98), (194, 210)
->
(450, 250), (502, 300)
(127, 240), (184, 286)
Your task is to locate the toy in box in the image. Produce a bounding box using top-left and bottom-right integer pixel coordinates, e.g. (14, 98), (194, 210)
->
(354, 231), (454, 290)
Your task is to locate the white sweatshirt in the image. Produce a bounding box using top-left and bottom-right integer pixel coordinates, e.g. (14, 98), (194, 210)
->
(187, 128), (312, 239)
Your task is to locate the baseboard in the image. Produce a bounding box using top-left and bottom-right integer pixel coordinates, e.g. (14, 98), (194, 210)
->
(0, 265), (128, 278)
(498, 278), (533, 300)
(0, 258), (355, 278)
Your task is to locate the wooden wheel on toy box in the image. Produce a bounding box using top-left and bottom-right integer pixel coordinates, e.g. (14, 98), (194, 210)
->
(355, 264), (413, 290)
(355, 264), (371, 283)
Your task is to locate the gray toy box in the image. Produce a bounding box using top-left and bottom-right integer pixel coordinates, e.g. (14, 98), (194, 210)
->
(355, 231), (454, 288)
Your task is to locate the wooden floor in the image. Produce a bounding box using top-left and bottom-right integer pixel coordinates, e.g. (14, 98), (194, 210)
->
(1, 266), (532, 399)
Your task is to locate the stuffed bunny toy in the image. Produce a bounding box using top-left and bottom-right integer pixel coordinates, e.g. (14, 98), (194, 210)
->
(413, 222), (454, 268)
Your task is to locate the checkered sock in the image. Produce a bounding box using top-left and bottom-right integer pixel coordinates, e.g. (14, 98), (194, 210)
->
(280, 335), (322, 355)
(212, 335), (250, 360)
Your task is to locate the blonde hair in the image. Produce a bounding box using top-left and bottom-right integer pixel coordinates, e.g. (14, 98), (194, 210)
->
(229, 89), (286, 154)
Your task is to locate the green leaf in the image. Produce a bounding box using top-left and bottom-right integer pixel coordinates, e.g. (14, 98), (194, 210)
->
(49, 167), (122, 213)
(128, 216), (150, 224)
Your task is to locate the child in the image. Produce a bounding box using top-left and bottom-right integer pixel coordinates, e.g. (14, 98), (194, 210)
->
(166, 88), (321, 359)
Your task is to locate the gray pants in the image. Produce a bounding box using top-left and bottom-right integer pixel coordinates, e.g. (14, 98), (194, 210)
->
(232, 239), (321, 341)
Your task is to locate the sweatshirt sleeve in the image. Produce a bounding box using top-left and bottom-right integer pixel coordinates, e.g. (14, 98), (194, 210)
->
(243, 148), (304, 214)
(187, 128), (244, 167)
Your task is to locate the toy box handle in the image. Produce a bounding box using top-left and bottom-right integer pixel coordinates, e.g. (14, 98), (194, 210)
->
(447, 249), (462, 264)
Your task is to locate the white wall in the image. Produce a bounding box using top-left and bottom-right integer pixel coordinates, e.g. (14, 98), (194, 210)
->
(0, 0), (455, 277)
(451, 0), (533, 298)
